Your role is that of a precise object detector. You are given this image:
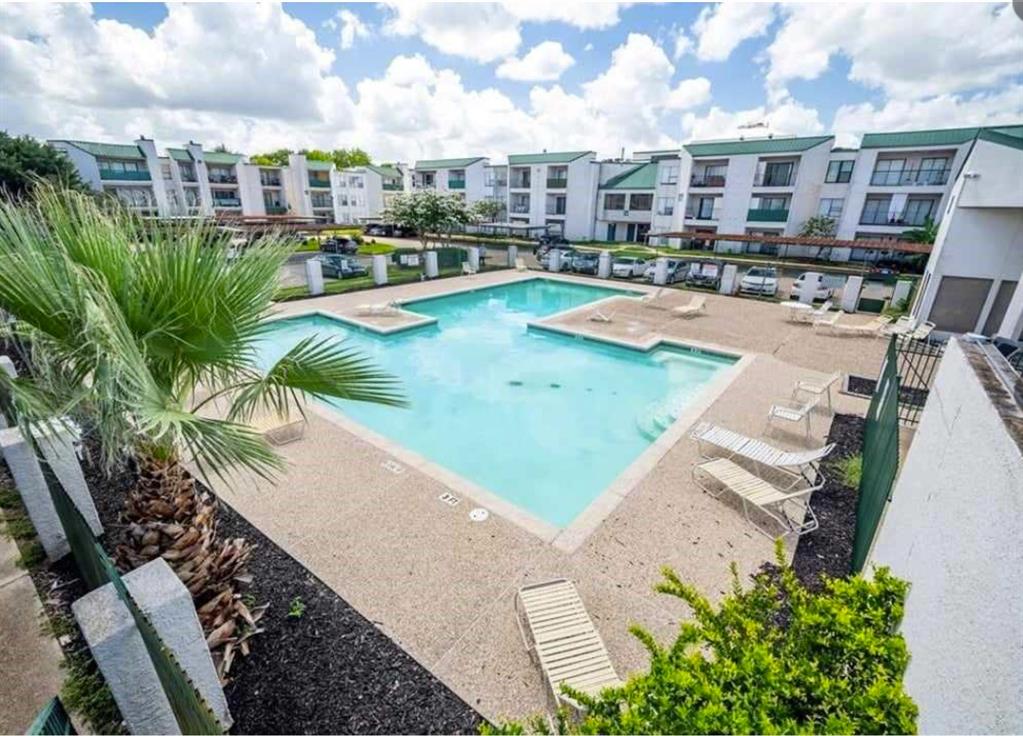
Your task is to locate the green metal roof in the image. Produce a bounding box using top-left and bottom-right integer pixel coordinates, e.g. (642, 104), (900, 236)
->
(414, 157), (485, 170)
(203, 151), (243, 165)
(166, 148), (194, 162)
(600, 162), (658, 190)
(977, 125), (1023, 152)
(684, 135), (833, 158)
(54, 140), (145, 160)
(306, 160), (333, 171)
(366, 164), (402, 180)
(860, 127), (981, 149)
(507, 151), (593, 165)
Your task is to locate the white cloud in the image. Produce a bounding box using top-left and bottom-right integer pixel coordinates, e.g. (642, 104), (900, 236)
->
(496, 41), (574, 82)
(692, 3), (774, 62)
(504, 1), (627, 29)
(681, 100), (825, 142)
(380, 2), (521, 63)
(766, 3), (1023, 102)
(335, 9), (370, 50)
(584, 42), (594, 52)
(671, 27), (693, 60)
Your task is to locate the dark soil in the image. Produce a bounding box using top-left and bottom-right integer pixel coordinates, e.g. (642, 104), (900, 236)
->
(84, 445), (482, 735)
(791, 413), (864, 589)
(847, 375), (928, 407)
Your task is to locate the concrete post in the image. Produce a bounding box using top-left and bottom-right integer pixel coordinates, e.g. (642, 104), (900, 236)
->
(653, 257), (668, 286)
(842, 275), (864, 313)
(468, 247), (480, 272)
(506, 245), (518, 268)
(892, 279), (914, 310)
(597, 251), (612, 279)
(0, 356), (15, 429)
(719, 263), (738, 295)
(0, 423), (102, 561)
(304, 257), (324, 296)
(996, 278), (1023, 340)
(424, 251), (439, 279)
(372, 254), (388, 285)
(548, 249), (561, 273)
(799, 272), (822, 304)
(72, 558), (233, 735)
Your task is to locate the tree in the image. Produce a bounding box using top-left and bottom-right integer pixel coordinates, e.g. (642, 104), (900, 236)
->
(0, 132), (87, 199)
(248, 147), (372, 170)
(799, 214), (838, 238)
(331, 147), (372, 169)
(382, 191), (470, 249)
(471, 198), (504, 224)
(0, 187), (404, 674)
(489, 543), (917, 735)
(299, 148), (333, 163)
(250, 148), (292, 167)
(903, 217), (938, 245)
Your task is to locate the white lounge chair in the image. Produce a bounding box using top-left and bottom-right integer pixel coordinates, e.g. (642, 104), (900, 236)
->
(909, 320), (935, 342)
(811, 311), (841, 332)
(462, 262), (478, 276)
(672, 295), (706, 318)
(640, 288), (669, 309)
(765, 397), (818, 436)
(693, 458), (819, 538)
(689, 421), (835, 491)
(515, 257), (528, 272)
(588, 309), (615, 323)
(828, 314), (889, 338)
(355, 301), (402, 317)
(795, 300), (832, 324)
(880, 315), (916, 337)
(792, 371), (842, 412)
(515, 579), (623, 711)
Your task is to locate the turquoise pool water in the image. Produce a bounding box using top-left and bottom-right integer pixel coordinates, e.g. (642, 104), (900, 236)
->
(258, 279), (735, 528)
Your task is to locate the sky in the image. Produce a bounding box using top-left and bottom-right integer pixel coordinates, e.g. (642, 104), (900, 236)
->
(1, 2), (1021, 162)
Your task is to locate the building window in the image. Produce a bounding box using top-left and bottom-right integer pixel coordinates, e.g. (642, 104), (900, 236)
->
(751, 196), (789, 211)
(656, 197), (674, 216)
(903, 198), (936, 226)
(660, 164), (678, 185)
(818, 198), (844, 218)
(510, 193), (530, 214)
(629, 193), (653, 211)
(161, 164), (173, 180)
(604, 193), (626, 210)
(825, 160), (854, 183)
(349, 176), (364, 188)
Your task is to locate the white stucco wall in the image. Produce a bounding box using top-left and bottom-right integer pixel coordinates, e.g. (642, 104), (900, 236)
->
(868, 339), (1023, 734)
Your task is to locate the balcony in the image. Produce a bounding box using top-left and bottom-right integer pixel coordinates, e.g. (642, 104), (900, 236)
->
(308, 176), (331, 188)
(870, 168), (951, 187)
(382, 182), (403, 191)
(265, 205), (286, 215)
(208, 173), (238, 184)
(99, 168), (150, 181)
(753, 172), (795, 187)
(414, 180), (435, 190)
(180, 171), (197, 183)
(510, 204), (530, 214)
(860, 208), (933, 227)
(212, 198), (241, 207)
(509, 173), (531, 189)
(545, 205), (566, 216)
(690, 175), (726, 188)
(261, 176), (282, 187)
(685, 208), (719, 221)
(448, 179), (466, 190)
(747, 208), (789, 222)
(546, 178), (568, 189)
(657, 205), (675, 217)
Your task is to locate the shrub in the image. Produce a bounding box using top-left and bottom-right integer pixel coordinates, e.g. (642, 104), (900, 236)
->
(488, 543), (916, 735)
(834, 454), (863, 488)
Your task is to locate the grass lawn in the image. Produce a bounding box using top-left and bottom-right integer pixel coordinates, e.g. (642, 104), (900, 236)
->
(273, 265), (502, 302)
(357, 243), (397, 255)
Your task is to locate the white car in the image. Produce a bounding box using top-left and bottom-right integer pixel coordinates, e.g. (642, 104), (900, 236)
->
(612, 257), (648, 278)
(642, 259), (684, 283)
(739, 266), (778, 297)
(789, 272), (835, 302)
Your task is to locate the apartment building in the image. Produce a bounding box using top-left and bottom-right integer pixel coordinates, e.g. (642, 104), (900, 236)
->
(504, 152), (597, 240)
(164, 145), (212, 216)
(910, 126), (1023, 339)
(411, 157), (488, 203)
(334, 164), (406, 224)
(483, 163), (508, 221)
(595, 151), (683, 244)
(49, 138), (167, 216)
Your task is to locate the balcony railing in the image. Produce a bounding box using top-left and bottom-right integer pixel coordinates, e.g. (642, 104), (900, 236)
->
(448, 179), (465, 189)
(212, 198), (241, 207)
(859, 208), (934, 227)
(545, 205), (567, 216)
(261, 177), (282, 187)
(180, 171), (197, 183)
(414, 180), (435, 189)
(265, 205), (286, 215)
(208, 173), (237, 184)
(690, 175), (726, 188)
(510, 178), (531, 189)
(546, 178), (568, 189)
(656, 206), (675, 217)
(510, 204), (530, 214)
(685, 209), (719, 221)
(870, 168), (951, 186)
(753, 172), (795, 187)
(747, 208), (789, 222)
(382, 182), (403, 191)
(99, 168), (150, 181)
(308, 177), (331, 188)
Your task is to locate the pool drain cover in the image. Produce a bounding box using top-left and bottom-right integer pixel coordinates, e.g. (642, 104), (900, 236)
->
(438, 492), (460, 506)
(469, 508), (489, 522)
(381, 459), (405, 475)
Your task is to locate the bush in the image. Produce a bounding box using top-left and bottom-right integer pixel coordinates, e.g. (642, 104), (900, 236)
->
(488, 543), (916, 735)
(834, 454), (863, 488)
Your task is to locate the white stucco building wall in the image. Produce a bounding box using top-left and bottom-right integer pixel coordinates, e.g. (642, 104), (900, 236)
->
(867, 339), (1023, 734)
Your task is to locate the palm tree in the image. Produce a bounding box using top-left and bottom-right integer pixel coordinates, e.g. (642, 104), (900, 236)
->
(903, 217), (939, 244)
(0, 188), (403, 672)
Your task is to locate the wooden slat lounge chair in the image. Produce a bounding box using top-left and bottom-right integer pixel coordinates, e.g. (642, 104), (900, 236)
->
(693, 457), (819, 538)
(792, 371), (842, 412)
(516, 579), (623, 711)
(689, 421), (834, 491)
(672, 295), (706, 318)
(765, 397), (818, 436)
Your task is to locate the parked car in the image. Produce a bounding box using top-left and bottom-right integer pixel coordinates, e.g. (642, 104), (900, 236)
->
(363, 223), (415, 237)
(536, 240), (573, 259)
(319, 254), (368, 279)
(789, 272), (834, 302)
(685, 260), (723, 290)
(539, 248), (576, 271)
(739, 266), (778, 297)
(571, 252), (601, 275)
(320, 236), (359, 255)
(642, 259), (685, 283)
(537, 234), (570, 247)
(612, 257), (648, 278)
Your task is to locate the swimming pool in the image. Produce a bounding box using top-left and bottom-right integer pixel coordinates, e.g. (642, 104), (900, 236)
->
(258, 279), (736, 528)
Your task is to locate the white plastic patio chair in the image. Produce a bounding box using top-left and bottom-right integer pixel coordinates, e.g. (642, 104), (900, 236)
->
(765, 396), (818, 436)
(515, 257), (528, 272)
(692, 458), (819, 539)
(792, 371), (842, 412)
(515, 579), (623, 712)
(689, 421), (835, 491)
(796, 300), (832, 324)
(811, 311), (841, 333)
(462, 262), (478, 276)
(909, 320), (936, 342)
(640, 288), (670, 309)
(588, 309), (614, 323)
(672, 295), (706, 318)
(880, 315), (916, 337)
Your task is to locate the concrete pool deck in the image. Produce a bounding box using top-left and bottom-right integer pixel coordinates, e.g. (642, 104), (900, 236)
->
(213, 270), (887, 721)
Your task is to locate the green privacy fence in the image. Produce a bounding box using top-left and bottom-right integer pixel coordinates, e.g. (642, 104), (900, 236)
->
(45, 463), (224, 735)
(852, 337), (901, 572)
(27, 697), (75, 735)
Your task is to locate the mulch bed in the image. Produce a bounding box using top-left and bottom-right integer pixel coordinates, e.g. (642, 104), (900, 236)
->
(846, 374), (928, 407)
(790, 413), (864, 589)
(85, 449), (482, 735)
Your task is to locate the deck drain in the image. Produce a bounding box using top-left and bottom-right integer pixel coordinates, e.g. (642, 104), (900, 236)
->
(469, 508), (489, 522)
(381, 459), (405, 475)
(438, 492), (460, 506)
(508, 380), (523, 386)
(549, 383), (561, 389)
